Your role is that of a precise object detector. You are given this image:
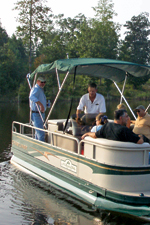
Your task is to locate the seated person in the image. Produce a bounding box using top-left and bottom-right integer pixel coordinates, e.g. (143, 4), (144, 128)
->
(131, 105), (150, 140)
(117, 103), (131, 128)
(71, 113), (97, 136)
(76, 83), (106, 123)
(91, 114), (108, 132)
(82, 109), (149, 144)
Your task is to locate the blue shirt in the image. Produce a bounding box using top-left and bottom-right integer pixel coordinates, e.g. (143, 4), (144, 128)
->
(29, 84), (46, 111)
(91, 125), (103, 132)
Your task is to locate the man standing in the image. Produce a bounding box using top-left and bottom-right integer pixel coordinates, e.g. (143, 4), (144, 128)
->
(82, 109), (144, 144)
(131, 105), (150, 140)
(76, 83), (106, 120)
(29, 76), (47, 141)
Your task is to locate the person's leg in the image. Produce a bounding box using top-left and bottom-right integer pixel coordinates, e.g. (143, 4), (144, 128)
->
(32, 113), (45, 141)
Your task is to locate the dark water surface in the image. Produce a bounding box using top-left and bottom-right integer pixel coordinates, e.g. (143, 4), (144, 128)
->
(1, 101), (150, 225)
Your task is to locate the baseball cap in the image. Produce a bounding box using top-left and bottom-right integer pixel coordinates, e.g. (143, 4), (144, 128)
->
(37, 76), (46, 82)
(134, 105), (145, 111)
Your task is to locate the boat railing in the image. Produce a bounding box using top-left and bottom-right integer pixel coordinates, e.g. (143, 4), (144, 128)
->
(12, 121), (150, 166)
(12, 121), (80, 153)
(12, 121), (36, 139)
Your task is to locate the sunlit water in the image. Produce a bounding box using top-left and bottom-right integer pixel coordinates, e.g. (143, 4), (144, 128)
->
(1, 101), (150, 225)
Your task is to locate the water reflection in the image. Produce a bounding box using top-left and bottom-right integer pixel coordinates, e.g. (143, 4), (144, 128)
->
(0, 161), (97, 224)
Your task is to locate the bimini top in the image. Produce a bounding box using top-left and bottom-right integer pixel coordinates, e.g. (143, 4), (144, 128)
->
(30, 58), (150, 83)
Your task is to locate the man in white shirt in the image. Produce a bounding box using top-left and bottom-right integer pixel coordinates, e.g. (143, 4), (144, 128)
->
(76, 83), (106, 121)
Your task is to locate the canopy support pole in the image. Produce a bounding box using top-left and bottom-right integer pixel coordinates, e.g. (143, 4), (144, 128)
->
(63, 66), (77, 133)
(33, 73), (38, 87)
(26, 73), (32, 89)
(120, 73), (128, 104)
(113, 81), (136, 119)
(26, 73), (32, 124)
(56, 68), (61, 89)
(145, 104), (150, 112)
(44, 71), (70, 127)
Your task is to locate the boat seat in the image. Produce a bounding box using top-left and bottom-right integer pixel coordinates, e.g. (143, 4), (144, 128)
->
(71, 118), (84, 136)
(70, 114), (96, 137)
(51, 130), (79, 153)
(48, 119), (68, 131)
(48, 119), (71, 143)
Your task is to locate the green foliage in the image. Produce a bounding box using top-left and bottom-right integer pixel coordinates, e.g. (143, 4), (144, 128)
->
(92, 0), (117, 21)
(119, 12), (150, 88)
(14, 0), (52, 42)
(0, 27), (28, 98)
(37, 0), (119, 63)
(1, 1), (150, 101)
(0, 24), (9, 46)
(90, 0), (120, 58)
(39, 35), (67, 63)
(124, 12), (150, 64)
(14, 0), (52, 72)
(18, 80), (29, 101)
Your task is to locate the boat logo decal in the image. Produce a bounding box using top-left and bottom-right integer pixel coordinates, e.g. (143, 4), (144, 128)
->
(31, 147), (59, 160)
(12, 140), (27, 150)
(61, 159), (77, 173)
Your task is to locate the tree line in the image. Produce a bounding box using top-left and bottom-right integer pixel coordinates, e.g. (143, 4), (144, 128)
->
(0, 0), (150, 101)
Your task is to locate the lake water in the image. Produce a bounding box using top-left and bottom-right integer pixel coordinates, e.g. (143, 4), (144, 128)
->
(1, 100), (150, 225)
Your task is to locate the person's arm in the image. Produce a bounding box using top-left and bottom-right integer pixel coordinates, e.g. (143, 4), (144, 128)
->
(130, 120), (136, 124)
(36, 101), (45, 112)
(76, 95), (85, 120)
(137, 136), (144, 144)
(98, 112), (105, 115)
(81, 132), (97, 139)
(126, 116), (131, 128)
(76, 109), (82, 120)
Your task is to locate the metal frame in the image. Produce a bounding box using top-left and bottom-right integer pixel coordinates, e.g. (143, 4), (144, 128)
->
(27, 65), (141, 125)
(120, 73), (128, 104)
(26, 69), (70, 128)
(56, 68), (61, 89)
(12, 121), (80, 153)
(44, 71), (70, 127)
(113, 81), (136, 119)
(146, 104), (150, 112)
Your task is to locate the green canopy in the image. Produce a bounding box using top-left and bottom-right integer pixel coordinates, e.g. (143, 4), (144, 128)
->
(30, 58), (150, 83)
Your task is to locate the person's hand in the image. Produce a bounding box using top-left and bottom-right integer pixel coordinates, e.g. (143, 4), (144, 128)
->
(81, 133), (87, 139)
(137, 134), (144, 144)
(76, 117), (82, 125)
(37, 101), (45, 112)
(130, 120), (135, 124)
(40, 104), (45, 112)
